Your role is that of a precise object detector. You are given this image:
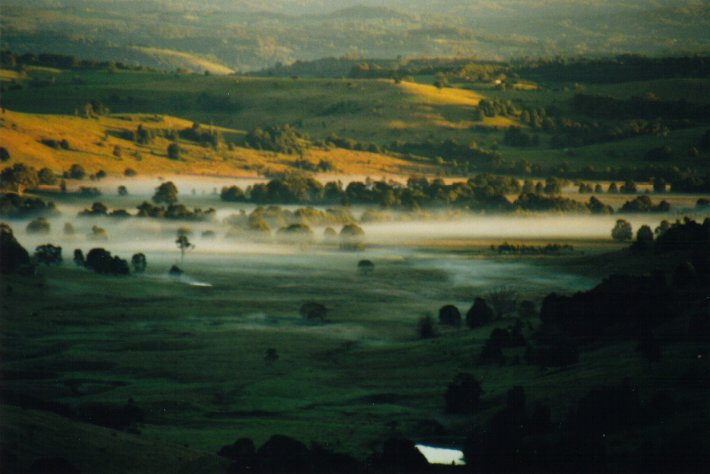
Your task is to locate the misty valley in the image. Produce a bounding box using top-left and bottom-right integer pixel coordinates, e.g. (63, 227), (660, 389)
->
(2, 173), (709, 472)
(1, 4), (710, 470)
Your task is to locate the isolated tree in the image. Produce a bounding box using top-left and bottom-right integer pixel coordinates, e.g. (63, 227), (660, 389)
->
(445, 373), (482, 414)
(611, 219), (633, 242)
(73, 249), (85, 267)
(63, 222), (75, 235)
(0, 146), (10, 162)
(153, 181), (178, 204)
(438, 304), (462, 327)
(175, 234), (193, 262)
(339, 224), (365, 251)
(34, 244), (62, 265)
(466, 297), (494, 328)
(167, 142), (181, 160)
(300, 301), (327, 321)
(117, 185), (128, 196)
(357, 259), (374, 275)
(131, 253), (147, 273)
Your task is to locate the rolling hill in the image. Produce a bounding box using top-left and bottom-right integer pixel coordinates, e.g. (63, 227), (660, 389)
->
(1, 1), (708, 72)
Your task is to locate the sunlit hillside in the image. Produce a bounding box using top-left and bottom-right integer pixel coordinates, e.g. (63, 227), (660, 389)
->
(0, 110), (432, 177)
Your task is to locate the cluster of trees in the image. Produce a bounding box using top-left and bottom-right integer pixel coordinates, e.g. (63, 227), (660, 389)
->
(0, 50), (144, 72)
(218, 433), (429, 473)
(541, 257), (708, 344)
(491, 242), (574, 255)
(219, 174), (683, 214)
(619, 195), (670, 213)
(222, 174), (518, 211)
(456, 380), (702, 472)
(520, 55), (710, 83)
(573, 93), (710, 121)
(225, 205), (354, 233)
(178, 122), (222, 148)
(0, 193), (58, 218)
(243, 124), (309, 155)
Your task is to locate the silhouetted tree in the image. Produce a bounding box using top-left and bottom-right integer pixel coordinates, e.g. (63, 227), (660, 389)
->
(34, 244), (62, 265)
(85, 248), (129, 275)
(466, 297), (494, 328)
(631, 224), (654, 253)
(175, 234), (193, 261)
(611, 219), (633, 242)
(73, 249), (85, 266)
(438, 304), (462, 327)
(445, 373), (482, 413)
(218, 437), (256, 471)
(131, 253), (146, 273)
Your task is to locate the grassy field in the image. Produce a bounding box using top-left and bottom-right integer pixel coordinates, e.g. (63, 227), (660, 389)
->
(0, 110), (432, 178)
(2, 212), (707, 471)
(3, 68), (708, 177)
